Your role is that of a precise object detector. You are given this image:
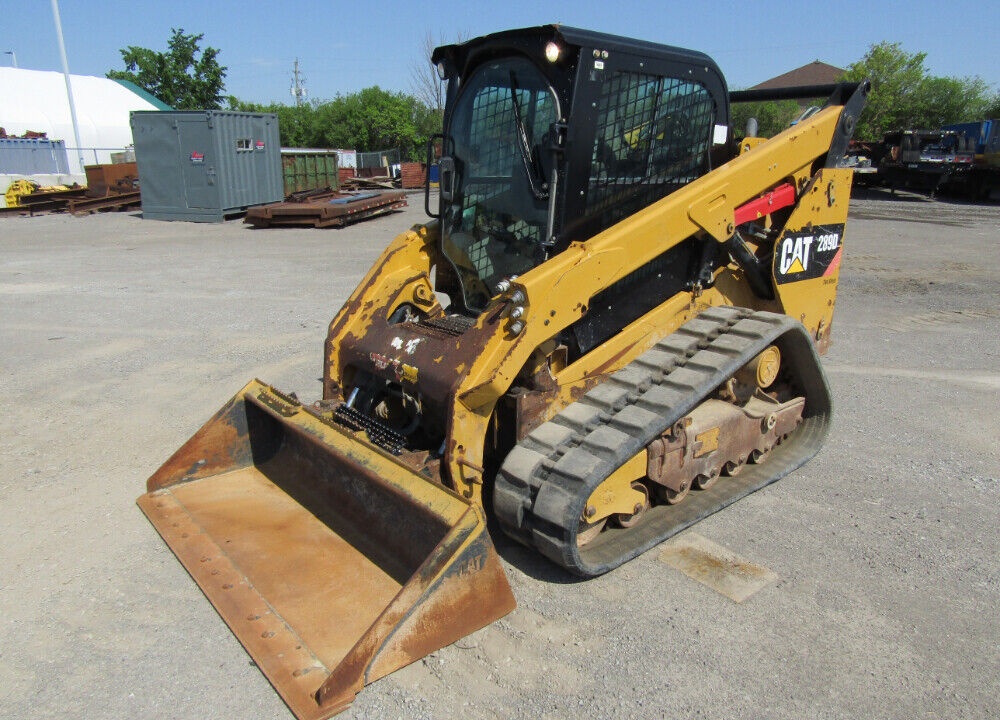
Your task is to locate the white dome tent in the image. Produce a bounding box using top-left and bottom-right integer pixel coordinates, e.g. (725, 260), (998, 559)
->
(0, 66), (167, 178)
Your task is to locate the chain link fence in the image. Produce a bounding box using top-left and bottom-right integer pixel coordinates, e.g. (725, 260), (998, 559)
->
(355, 148), (402, 178)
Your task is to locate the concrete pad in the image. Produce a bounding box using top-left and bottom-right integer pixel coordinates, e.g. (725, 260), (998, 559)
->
(659, 531), (778, 602)
(2, 193), (998, 720)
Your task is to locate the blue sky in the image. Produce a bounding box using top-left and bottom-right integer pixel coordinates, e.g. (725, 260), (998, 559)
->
(3, 1), (997, 104)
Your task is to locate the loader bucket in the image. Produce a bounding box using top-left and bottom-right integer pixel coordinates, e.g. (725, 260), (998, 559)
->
(137, 379), (516, 720)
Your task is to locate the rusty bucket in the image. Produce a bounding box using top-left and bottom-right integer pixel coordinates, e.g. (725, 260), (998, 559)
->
(137, 379), (515, 719)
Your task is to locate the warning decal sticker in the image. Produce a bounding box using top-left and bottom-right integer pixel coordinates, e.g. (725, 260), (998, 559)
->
(773, 224), (845, 284)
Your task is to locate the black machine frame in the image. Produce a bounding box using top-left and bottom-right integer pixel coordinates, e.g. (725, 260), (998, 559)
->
(431, 25), (731, 252)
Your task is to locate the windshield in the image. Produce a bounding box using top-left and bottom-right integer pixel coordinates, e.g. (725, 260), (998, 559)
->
(441, 57), (558, 311)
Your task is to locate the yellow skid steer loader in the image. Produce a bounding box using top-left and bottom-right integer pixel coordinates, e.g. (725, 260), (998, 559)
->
(139, 25), (867, 719)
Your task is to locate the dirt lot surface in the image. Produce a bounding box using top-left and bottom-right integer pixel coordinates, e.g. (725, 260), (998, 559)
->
(1, 191), (997, 719)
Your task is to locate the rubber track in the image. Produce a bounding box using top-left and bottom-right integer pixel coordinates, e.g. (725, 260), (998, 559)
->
(494, 306), (833, 577)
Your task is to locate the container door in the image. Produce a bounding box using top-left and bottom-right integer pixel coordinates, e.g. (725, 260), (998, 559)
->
(219, 115), (279, 209)
(251, 116), (282, 203)
(178, 120), (220, 210)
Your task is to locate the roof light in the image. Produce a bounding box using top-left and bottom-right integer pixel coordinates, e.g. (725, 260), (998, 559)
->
(436, 61), (447, 80)
(544, 42), (561, 63)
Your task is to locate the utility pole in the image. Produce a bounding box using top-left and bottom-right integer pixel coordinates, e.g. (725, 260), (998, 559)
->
(290, 58), (307, 106)
(50, 0), (85, 173)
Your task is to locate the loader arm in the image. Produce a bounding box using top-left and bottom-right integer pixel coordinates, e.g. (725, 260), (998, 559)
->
(462, 99), (855, 392)
(448, 85), (866, 498)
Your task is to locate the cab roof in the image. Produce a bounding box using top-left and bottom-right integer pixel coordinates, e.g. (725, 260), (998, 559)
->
(432, 24), (721, 78)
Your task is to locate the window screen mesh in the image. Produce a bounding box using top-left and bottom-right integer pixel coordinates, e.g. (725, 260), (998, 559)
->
(587, 72), (715, 229)
(459, 85), (551, 250)
(440, 57), (558, 310)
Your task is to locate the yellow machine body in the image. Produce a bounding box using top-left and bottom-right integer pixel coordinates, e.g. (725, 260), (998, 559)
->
(139, 25), (867, 719)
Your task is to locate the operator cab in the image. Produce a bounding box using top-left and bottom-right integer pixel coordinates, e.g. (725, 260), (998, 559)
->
(430, 25), (730, 314)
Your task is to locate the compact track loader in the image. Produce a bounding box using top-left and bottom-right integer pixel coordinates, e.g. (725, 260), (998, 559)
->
(139, 26), (867, 719)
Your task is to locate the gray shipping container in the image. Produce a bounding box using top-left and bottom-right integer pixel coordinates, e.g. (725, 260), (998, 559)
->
(130, 110), (282, 222)
(0, 138), (71, 175)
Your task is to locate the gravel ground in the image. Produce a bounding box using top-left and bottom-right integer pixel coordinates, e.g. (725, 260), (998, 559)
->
(1, 189), (997, 719)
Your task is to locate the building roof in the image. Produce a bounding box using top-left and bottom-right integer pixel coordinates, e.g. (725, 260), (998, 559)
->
(750, 61), (846, 90)
(110, 78), (174, 111)
(0, 67), (164, 172)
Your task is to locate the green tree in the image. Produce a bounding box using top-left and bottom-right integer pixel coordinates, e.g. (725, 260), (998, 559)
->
(915, 76), (995, 128)
(729, 99), (804, 138)
(411, 98), (442, 151)
(841, 42), (925, 140)
(842, 42), (997, 140)
(108, 28), (226, 109)
(227, 97), (319, 147)
(312, 88), (431, 159)
(226, 88), (436, 159)
(987, 95), (1000, 119)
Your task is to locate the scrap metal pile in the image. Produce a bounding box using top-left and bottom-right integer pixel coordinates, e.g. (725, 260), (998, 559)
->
(3, 180), (86, 214)
(337, 161), (428, 192)
(2, 162), (141, 217)
(244, 187), (407, 228)
(846, 122), (1000, 199)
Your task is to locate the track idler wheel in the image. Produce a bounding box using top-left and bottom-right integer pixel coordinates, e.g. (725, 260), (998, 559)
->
(577, 518), (607, 546)
(612, 482), (651, 528)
